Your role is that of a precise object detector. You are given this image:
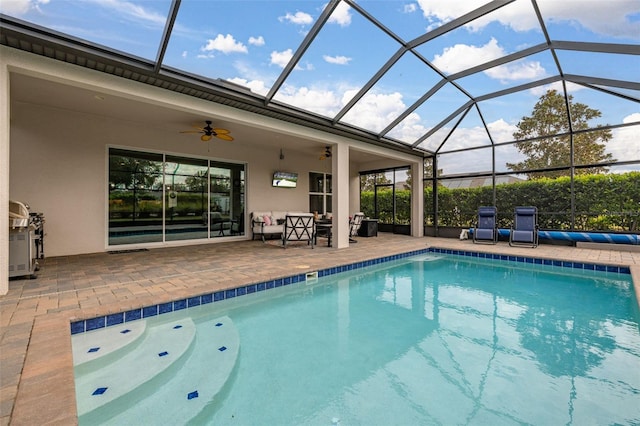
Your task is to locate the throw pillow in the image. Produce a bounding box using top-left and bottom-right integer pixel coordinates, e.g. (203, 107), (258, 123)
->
(263, 215), (272, 226)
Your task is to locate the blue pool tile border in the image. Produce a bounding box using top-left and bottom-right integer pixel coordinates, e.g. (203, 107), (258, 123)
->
(70, 247), (631, 335)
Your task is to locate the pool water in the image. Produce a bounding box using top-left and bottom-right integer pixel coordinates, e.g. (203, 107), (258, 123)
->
(73, 253), (640, 425)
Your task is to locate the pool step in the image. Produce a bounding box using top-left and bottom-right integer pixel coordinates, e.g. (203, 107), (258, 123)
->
(74, 318), (197, 421)
(100, 316), (240, 425)
(410, 254), (444, 262)
(72, 320), (147, 376)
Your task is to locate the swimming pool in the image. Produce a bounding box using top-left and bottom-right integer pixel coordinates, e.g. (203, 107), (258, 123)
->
(72, 251), (640, 425)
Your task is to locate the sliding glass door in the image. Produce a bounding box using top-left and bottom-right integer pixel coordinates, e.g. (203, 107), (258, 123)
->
(108, 148), (245, 246)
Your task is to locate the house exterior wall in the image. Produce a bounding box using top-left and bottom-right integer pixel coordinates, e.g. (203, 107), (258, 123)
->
(1, 45), (422, 289)
(9, 102), (334, 256)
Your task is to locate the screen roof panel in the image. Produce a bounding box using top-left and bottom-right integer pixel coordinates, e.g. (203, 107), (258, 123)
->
(453, 50), (559, 98)
(556, 50), (640, 83)
(272, 1), (401, 117)
(537, 0), (640, 44)
(339, 51), (442, 133)
(0, 0), (173, 60)
(1, 0), (637, 158)
(164, 0), (329, 95)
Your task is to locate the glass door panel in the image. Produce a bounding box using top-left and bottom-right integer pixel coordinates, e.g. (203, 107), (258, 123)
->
(164, 156), (209, 242)
(108, 148), (163, 245)
(210, 162), (245, 237)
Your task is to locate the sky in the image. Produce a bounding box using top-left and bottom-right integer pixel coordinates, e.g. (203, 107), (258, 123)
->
(2, 0), (639, 175)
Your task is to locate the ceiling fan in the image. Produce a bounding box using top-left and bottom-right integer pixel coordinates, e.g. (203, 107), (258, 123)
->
(180, 120), (234, 142)
(319, 146), (332, 160)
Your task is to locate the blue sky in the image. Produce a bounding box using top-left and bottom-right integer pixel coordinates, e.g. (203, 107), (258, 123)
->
(2, 0), (639, 174)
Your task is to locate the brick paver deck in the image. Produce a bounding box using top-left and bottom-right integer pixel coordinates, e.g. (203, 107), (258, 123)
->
(2, 235), (639, 425)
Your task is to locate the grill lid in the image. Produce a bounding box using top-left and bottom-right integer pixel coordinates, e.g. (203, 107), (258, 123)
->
(9, 200), (30, 228)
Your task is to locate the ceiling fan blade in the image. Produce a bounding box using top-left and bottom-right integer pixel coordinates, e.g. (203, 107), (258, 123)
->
(213, 128), (231, 134)
(216, 134), (234, 141)
(180, 130), (204, 134)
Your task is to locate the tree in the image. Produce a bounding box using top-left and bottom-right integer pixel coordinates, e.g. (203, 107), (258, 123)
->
(360, 172), (391, 192)
(185, 171), (208, 192)
(507, 90), (614, 179)
(108, 156), (161, 189)
(404, 168), (412, 190)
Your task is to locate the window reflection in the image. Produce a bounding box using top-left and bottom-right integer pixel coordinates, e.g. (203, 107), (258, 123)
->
(108, 149), (163, 245)
(108, 148), (245, 246)
(164, 156), (209, 242)
(309, 172), (332, 215)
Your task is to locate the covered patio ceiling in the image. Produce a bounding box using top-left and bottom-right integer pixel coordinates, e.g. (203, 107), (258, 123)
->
(1, 0), (639, 161)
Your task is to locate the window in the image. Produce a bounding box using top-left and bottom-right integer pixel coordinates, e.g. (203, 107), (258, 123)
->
(108, 148), (245, 246)
(309, 172), (332, 215)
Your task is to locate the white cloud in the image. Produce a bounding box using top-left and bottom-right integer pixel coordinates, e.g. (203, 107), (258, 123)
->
(529, 81), (584, 97)
(328, 1), (352, 27)
(226, 77), (269, 96)
(607, 113), (640, 163)
(485, 60), (546, 82)
(622, 113), (640, 125)
(274, 85), (342, 117)
(97, 0), (167, 25)
(404, 3), (418, 14)
(202, 34), (248, 54)
(279, 11), (313, 25)
(387, 112), (430, 144)
(432, 38), (505, 74)
(536, 0), (640, 40)
(416, 0), (640, 40)
(0, 0), (45, 15)
(323, 55), (351, 65)
(269, 49), (314, 70)
(248, 36), (265, 47)
(342, 91), (408, 133)
(270, 49), (294, 68)
(487, 118), (518, 142)
(432, 38), (546, 82)
(415, 0), (479, 24)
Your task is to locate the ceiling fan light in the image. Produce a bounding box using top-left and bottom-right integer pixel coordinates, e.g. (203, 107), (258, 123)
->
(201, 134), (212, 141)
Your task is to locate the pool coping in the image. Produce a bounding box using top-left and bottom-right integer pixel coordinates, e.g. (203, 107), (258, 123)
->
(70, 247), (633, 335)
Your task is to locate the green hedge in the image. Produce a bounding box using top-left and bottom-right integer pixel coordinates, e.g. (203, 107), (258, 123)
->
(360, 190), (411, 224)
(109, 190), (209, 218)
(422, 172), (639, 232)
(362, 172), (639, 232)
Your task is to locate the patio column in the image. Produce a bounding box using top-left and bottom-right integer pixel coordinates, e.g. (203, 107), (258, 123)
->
(332, 143), (349, 249)
(0, 59), (9, 294)
(411, 160), (424, 237)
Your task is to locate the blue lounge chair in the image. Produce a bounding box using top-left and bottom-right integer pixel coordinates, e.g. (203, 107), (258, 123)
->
(473, 206), (498, 244)
(509, 206), (539, 248)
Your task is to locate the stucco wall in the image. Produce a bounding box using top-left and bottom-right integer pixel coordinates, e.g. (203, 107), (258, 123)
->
(9, 102), (331, 256)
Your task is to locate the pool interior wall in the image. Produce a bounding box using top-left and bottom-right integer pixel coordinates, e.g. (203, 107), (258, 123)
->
(70, 247), (633, 335)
